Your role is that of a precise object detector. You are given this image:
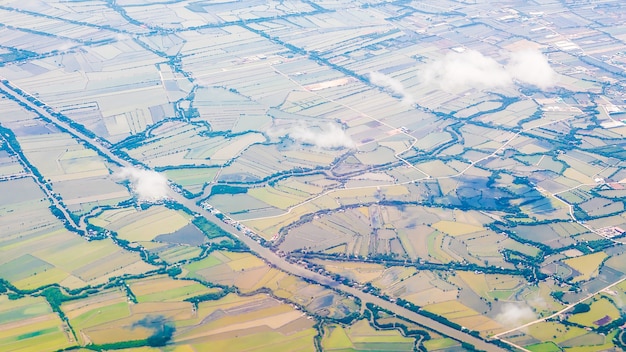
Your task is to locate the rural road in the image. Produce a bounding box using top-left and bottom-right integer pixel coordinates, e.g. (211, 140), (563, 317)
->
(0, 79), (509, 352)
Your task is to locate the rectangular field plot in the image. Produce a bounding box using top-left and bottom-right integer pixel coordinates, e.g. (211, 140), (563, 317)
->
(0, 176), (155, 290)
(164, 167), (218, 194)
(123, 121), (265, 167)
(127, 276), (221, 303)
(16, 131), (129, 213)
(173, 293), (316, 352)
(322, 319), (415, 352)
(94, 205), (192, 242)
(0, 295), (73, 352)
(62, 288), (194, 346)
(564, 251), (608, 281)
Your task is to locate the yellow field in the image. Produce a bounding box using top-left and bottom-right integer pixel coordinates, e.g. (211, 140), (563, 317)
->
(456, 272), (524, 299)
(523, 282), (566, 315)
(127, 275), (220, 302)
(174, 293), (316, 352)
(427, 231), (455, 263)
(424, 300), (476, 318)
(526, 321), (587, 343)
(563, 252), (607, 282)
(432, 220), (484, 236)
(66, 292), (194, 346)
(278, 179), (323, 196)
(370, 267), (417, 290)
(313, 260), (386, 283)
(568, 298), (621, 327)
(12, 267), (70, 290)
(457, 271), (490, 297)
(0, 296), (73, 352)
(322, 319), (414, 351)
(3, 225), (156, 290)
(115, 207), (191, 242)
(243, 204), (318, 240)
(248, 186), (308, 210)
(157, 246), (202, 264)
(87, 208), (137, 228)
(424, 300), (503, 334)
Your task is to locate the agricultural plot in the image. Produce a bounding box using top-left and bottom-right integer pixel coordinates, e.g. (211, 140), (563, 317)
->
(322, 319), (415, 351)
(127, 275), (221, 303)
(164, 167), (218, 195)
(455, 271), (525, 301)
(0, 149), (24, 178)
(62, 288), (193, 346)
(217, 142), (340, 184)
(561, 252), (607, 283)
(0, 177), (155, 290)
(0, 295), (73, 352)
(279, 204), (525, 267)
(122, 121), (265, 168)
(512, 222), (588, 249)
(423, 300), (504, 336)
(6, 232), (156, 290)
(2, 40), (171, 143)
(567, 297), (621, 328)
(144, 243), (203, 264)
(500, 281), (625, 351)
(89, 205), (192, 243)
(314, 260), (460, 307)
(182, 251), (359, 320)
(88, 205), (215, 264)
(502, 314), (619, 351)
(0, 100), (129, 214)
(191, 86), (270, 133)
(527, 322), (589, 346)
(173, 293), (316, 352)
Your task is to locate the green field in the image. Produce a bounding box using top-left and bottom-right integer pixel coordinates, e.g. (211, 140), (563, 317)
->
(568, 298), (620, 327)
(0, 296), (72, 352)
(322, 319), (414, 351)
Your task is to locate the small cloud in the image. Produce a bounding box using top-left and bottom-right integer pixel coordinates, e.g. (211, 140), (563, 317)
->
(419, 50), (512, 91)
(369, 71), (414, 105)
(115, 167), (169, 202)
(507, 49), (558, 89)
(271, 123), (355, 149)
(495, 303), (536, 328)
(418, 49), (557, 91)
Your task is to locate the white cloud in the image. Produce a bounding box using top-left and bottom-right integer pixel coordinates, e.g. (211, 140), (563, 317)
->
(115, 167), (169, 202)
(288, 123), (355, 149)
(418, 49), (557, 91)
(419, 50), (512, 91)
(369, 71), (414, 105)
(507, 49), (557, 90)
(269, 123), (354, 149)
(495, 303), (536, 328)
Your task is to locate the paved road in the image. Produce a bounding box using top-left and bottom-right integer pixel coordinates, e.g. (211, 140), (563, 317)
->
(0, 80), (508, 352)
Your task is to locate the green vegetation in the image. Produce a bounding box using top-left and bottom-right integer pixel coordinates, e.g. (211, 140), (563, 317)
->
(571, 303), (590, 314)
(526, 341), (561, 352)
(209, 184), (248, 197)
(192, 216), (230, 239)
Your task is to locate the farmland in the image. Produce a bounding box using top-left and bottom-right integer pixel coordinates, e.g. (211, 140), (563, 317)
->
(0, 296), (72, 352)
(182, 250), (359, 321)
(0, 0), (625, 351)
